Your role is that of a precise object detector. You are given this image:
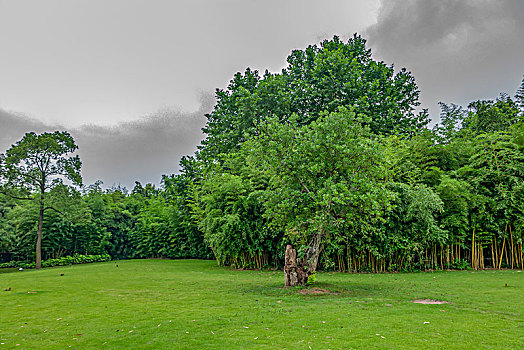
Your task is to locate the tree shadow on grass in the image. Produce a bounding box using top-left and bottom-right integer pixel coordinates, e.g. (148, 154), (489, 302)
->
(0, 268), (18, 274)
(245, 280), (388, 300)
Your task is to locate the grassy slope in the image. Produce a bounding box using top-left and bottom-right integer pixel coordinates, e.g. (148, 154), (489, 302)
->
(0, 260), (522, 349)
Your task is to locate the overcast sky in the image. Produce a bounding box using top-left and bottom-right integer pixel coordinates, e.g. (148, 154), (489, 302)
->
(1, 0), (523, 188)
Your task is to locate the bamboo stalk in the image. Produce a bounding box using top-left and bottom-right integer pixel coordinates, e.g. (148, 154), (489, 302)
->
(491, 240), (495, 269)
(482, 243), (485, 268)
(494, 236), (499, 268)
(425, 248), (428, 270)
(434, 246), (437, 269)
(520, 242), (524, 269)
(499, 237), (506, 269)
(472, 228), (476, 270)
(480, 242), (484, 269)
(347, 248), (350, 273)
(506, 241), (510, 267)
(440, 246), (443, 270)
(446, 245), (450, 268)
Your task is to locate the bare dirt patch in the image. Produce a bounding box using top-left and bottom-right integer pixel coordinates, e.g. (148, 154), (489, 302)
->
(299, 288), (338, 295)
(412, 299), (449, 304)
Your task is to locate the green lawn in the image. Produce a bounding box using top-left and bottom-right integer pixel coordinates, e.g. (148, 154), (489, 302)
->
(1, 260), (522, 349)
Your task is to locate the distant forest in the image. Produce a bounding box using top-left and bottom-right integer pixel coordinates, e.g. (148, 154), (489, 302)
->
(1, 35), (523, 273)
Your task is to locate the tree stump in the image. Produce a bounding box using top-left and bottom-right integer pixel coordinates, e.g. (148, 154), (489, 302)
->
(284, 245), (308, 286)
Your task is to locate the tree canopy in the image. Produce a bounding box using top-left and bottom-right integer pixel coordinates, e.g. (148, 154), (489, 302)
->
(199, 35), (429, 161)
(0, 131), (82, 268)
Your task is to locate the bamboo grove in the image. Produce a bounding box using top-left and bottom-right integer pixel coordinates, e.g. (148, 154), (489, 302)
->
(1, 35), (523, 272)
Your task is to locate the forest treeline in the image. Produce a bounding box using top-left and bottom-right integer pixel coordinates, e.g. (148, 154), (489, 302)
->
(1, 35), (523, 272)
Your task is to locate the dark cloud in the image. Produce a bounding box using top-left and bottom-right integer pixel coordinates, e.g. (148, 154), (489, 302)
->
(366, 0), (524, 119)
(0, 108), (58, 147)
(1, 93), (214, 189)
(3, 1), (523, 189)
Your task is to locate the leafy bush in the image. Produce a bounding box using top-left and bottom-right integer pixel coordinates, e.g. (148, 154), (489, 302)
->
(0, 254), (111, 269)
(450, 259), (471, 270)
(307, 272), (316, 285)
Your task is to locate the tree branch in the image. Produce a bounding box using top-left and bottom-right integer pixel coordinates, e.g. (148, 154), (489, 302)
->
(0, 189), (33, 201)
(44, 206), (65, 216)
(296, 175), (311, 194)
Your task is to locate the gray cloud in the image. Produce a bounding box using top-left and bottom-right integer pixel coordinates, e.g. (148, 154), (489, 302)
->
(3, 1), (523, 189)
(1, 93), (213, 189)
(365, 0), (524, 119)
(0, 0), (378, 126)
(0, 109), (57, 147)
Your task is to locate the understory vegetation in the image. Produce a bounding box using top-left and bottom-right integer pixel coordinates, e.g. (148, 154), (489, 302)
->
(0, 254), (111, 269)
(1, 35), (523, 273)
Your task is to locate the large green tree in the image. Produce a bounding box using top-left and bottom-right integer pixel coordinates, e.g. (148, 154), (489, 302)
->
(248, 107), (391, 284)
(0, 132), (82, 269)
(199, 35), (429, 161)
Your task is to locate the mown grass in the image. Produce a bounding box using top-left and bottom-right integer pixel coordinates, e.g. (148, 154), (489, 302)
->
(1, 260), (523, 349)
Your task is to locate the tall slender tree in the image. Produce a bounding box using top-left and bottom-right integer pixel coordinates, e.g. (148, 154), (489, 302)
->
(0, 132), (82, 269)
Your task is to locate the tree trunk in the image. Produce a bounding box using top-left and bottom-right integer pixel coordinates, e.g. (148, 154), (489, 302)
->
(284, 229), (323, 287)
(304, 231), (322, 275)
(284, 245), (306, 286)
(35, 196), (44, 269)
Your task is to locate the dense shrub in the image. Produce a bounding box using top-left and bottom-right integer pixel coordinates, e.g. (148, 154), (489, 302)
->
(0, 254), (111, 269)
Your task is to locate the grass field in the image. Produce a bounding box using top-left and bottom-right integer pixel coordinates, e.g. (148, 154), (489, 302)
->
(1, 260), (523, 349)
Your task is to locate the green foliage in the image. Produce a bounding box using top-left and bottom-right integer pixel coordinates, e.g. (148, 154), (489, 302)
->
(450, 258), (471, 270)
(0, 253), (111, 269)
(306, 272), (316, 284)
(0, 131), (83, 268)
(193, 41), (524, 272)
(436, 177), (471, 243)
(200, 35), (428, 161)
(1, 131), (82, 190)
(251, 107), (390, 245)
(458, 131), (524, 243)
(466, 94), (522, 134)
(1, 37), (523, 274)
(195, 153), (282, 268)
(434, 102), (467, 143)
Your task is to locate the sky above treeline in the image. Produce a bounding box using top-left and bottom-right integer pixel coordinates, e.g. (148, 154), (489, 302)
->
(1, 0), (523, 189)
